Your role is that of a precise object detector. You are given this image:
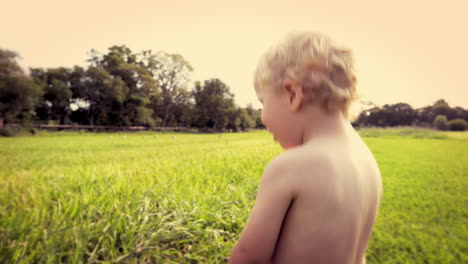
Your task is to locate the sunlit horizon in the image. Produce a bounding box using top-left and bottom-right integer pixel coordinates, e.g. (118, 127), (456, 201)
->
(2, 0), (467, 117)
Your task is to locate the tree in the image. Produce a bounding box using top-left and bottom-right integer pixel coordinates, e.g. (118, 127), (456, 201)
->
(226, 107), (241, 131)
(354, 103), (417, 127)
(0, 49), (23, 77)
(83, 66), (128, 125)
(238, 108), (255, 131)
(383, 103), (417, 126)
(447, 119), (467, 131)
(245, 104), (264, 128)
(168, 88), (193, 127)
(432, 99), (457, 120)
(453, 106), (468, 121)
(145, 51), (193, 127)
(30, 67), (74, 124)
(66, 66), (89, 125)
(414, 105), (435, 127)
(0, 49), (42, 127)
(433, 115), (448, 130)
(192, 79), (236, 131)
(84, 46), (159, 126)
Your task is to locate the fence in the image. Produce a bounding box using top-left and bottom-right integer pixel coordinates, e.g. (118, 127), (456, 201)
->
(3, 124), (191, 132)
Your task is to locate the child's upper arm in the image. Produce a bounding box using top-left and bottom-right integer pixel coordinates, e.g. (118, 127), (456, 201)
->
(229, 155), (296, 263)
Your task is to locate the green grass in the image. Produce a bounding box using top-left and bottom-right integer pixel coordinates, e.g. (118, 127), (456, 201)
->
(0, 128), (466, 263)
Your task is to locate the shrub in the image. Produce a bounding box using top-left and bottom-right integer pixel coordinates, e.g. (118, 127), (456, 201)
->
(433, 115), (448, 130)
(447, 119), (467, 131)
(0, 127), (17, 137)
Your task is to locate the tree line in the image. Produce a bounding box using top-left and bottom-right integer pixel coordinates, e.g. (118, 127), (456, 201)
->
(0, 46), (262, 132)
(352, 100), (468, 131)
(1, 46), (467, 134)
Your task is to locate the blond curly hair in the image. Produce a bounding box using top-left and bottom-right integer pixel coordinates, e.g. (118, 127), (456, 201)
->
(254, 32), (359, 119)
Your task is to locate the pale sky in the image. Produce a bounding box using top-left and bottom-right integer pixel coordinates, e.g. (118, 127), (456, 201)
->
(1, 0), (467, 117)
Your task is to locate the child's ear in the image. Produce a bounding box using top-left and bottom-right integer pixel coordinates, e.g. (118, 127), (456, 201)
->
(283, 79), (303, 111)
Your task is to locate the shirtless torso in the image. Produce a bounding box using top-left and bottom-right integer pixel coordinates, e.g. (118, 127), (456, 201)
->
(271, 129), (383, 264)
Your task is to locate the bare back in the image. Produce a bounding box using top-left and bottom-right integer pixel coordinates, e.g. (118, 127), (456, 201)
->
(272, 130), (382, 264)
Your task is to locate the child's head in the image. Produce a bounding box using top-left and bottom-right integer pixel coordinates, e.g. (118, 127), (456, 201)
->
(254, 31), (358, 119)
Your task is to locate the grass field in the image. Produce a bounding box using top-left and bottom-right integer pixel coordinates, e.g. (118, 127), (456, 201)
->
(0, 128), (466, 263)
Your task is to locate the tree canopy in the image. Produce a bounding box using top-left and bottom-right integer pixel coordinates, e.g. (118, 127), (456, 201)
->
(0, 47), (466, 132)
(0, 47), (262, 131)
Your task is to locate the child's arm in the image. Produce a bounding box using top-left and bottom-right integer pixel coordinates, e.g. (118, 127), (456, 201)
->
(229, 155), (295, 264)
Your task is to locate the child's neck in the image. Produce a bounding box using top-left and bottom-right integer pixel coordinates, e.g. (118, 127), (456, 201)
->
(300, 105), (353, 144)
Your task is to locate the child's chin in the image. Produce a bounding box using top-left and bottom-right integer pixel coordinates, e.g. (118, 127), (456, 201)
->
(280, 141), (300, 150)
(278, 141), (290, 150)
(274, 136), (296, 150)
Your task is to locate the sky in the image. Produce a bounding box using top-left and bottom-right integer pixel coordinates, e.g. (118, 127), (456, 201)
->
(1, 0), (467, 117)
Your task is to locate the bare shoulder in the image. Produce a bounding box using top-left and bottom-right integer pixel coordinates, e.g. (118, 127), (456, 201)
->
(278, 137), (381, 195)
(267, 145), (336, 191)
(266, 146), (326, 178)
(260, 151), (299, 194)
(270, 143), (333, 169)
